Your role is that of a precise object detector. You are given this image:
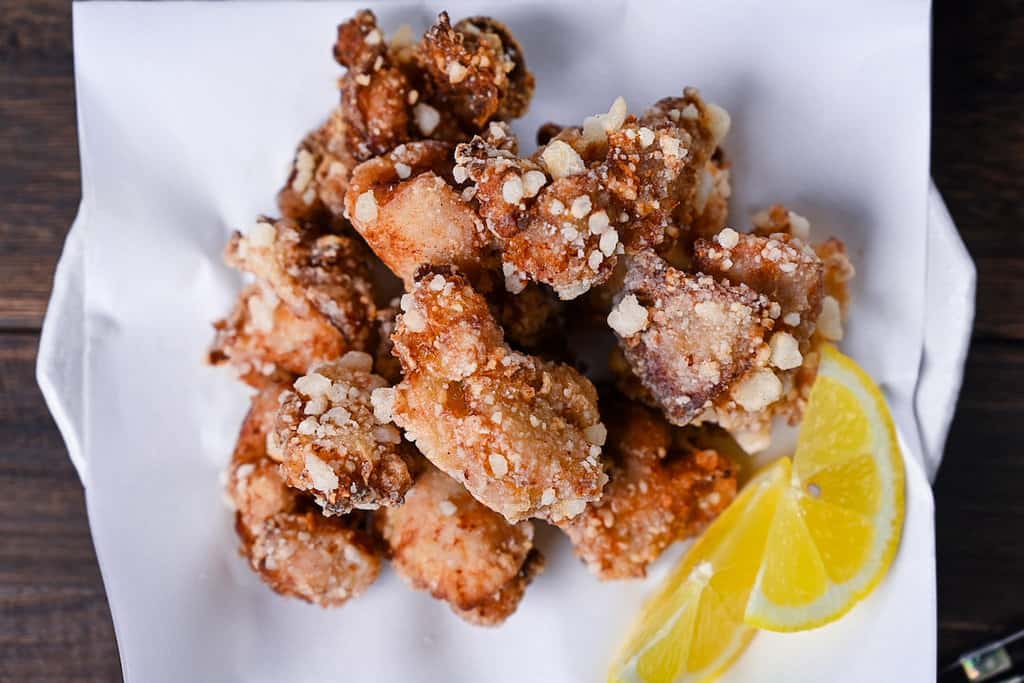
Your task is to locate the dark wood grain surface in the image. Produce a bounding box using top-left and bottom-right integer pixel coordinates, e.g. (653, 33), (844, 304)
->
(0, 0), (1021, 680)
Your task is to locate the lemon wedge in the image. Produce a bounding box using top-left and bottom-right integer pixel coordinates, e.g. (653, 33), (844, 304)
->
(744, 343), (905, 631)
(609, 345), (906, 681)
(609, 459), (788, 683)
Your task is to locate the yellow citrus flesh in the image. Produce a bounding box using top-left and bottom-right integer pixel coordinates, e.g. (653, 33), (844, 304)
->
(609, 459), (789, 683)
(744, 344), (905, 631)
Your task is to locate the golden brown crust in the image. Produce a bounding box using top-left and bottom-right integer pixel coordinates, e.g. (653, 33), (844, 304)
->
(420, 13), (535, 129)
(208, 283), (345, 387)
(559, 401), (737, 579)
(329, 10), (536, 166)
(274, 352), (414, 515)
(693, 230), (824, 345)
(226, 384), (382, 607)
(611, 250), (774, 426)
(277, 108), (357, 223)
(377, 467), (542, 625)
(225, 218), (377, 351)
(345, 141), (491, 285)
(454, 92), (723, 300)
(384, 271), (608, 523)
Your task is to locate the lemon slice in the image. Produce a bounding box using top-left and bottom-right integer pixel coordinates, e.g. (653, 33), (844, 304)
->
(609, 459), (789, 683)
(744, 344), (905, 631)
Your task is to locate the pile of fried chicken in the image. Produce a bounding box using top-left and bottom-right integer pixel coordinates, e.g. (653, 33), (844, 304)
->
(210, 9), (854, 626)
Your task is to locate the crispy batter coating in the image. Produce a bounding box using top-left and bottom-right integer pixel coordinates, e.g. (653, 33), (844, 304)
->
(381, 270), (608, 523)
(226, 384), (382, 607)
(345, 141), (490, 285)
(645, 90), (730, 237)
(331, 10), (536, 162)
(225, 217), (376, 351)
(420, 13), (535, 128)
(377, 467), (543, 625)
(277, 107), (356, 222)
(209, 282), (345, 387)
(275, 352), (414, 515)
(454, 92), (725, 300)
(610, 250), (773, 426)
(559, 401), (737, 579)
(694, 229), (824, 344)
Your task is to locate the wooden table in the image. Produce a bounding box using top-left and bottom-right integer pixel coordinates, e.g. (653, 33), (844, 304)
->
(1, 1), (1021, 679)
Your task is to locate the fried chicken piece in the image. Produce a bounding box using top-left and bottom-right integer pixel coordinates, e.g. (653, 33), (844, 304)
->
(559, 401), (737, 579)
(380, 270), (608, 523)
(609, 250), (774, 427)
(225, 218), (376, 351)
(334, 10), (415, 159)
(208, 282), (345, 387)
(345, 141), (491, 285)
(644, 90), (730, 237)
(331, 10), (536, 162)
(277, 108), (357, 222)
(420, 13), (535, 128)
(750, 205), (854, 335)
(226, 384), (381, 607)
(693, 228), (824, 344)
(377, 467), (543, 625)
(455, 93), (725, 300)
(274, 352), (414, 515)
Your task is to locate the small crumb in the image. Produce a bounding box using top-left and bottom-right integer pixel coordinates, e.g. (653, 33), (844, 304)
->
(395, 162), (412, 179)
(769, 332), (803, 370)
(294, 372), (332, 398)
(731, 369), (783, 412)
(787, 211), (811, 240)
(607, 294), (649, 337)
(783, 312), (801, 327)
(354, 190), (378, 223)
(438, 500), (457, 516)
(541, 140), (585, 179)
(371, 387), (396, 423)
(716, 227), (740, 249)
(354, 73), (371, 86)
(570, 195), (592, 219)
(364, 28), (382, 45)
(583, 423), (607, 446)
(541, 488), (556, 506)
(305, 454), (340, 492)
(599, 229), (619, 257)
(452, 165), (468, 184)
(706, 102), (732, 145)
(447, 62), (468, 84)
(249, 221), (276, 247)
(413, 103), (441, 135)
(588, 210), (610, 234)
(488, 453), (509, 477)
(638, 127), (655, 148)
(522, 170), (546, 197)
(817, 296), (844, 340)
(502, 175), (524, 204)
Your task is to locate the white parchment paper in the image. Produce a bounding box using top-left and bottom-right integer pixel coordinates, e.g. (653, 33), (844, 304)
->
(37, 1), (959, 681)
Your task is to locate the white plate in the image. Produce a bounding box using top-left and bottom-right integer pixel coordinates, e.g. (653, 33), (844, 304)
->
(38, 2), (972, 681)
